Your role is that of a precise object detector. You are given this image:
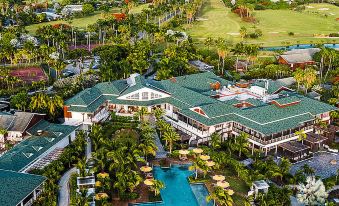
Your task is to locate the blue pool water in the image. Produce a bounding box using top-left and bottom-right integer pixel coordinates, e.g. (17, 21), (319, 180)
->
(261, 43), (339, 51)
(132, 165), (213, 206)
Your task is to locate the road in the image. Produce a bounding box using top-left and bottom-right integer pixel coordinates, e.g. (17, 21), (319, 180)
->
(57, 138), (92, 206)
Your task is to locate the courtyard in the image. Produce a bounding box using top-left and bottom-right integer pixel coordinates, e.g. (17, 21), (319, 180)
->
(290, 152), (339, 179)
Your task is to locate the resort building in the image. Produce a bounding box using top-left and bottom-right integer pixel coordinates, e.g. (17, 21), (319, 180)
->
(0, 169), (46, 206)
(0, 112), (46, 150)
(64, 72), (337, 156)
(0, 120), (78, 205)
(0, 120), (77, 172)
(278, 48), (320, 70)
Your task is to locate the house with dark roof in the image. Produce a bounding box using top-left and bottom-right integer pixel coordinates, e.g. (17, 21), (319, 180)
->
(0, 169), (46, 206)
(64, 72), (337, 156)
(0, 120), (77, 172)
(0, 112), (46, 150)
(278, 48), (320, 70)
(0, 120), (77, 206)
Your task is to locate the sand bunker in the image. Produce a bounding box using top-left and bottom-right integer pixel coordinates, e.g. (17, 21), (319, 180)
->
(227, 32), (240, 36)
(318, 8), (329, 11)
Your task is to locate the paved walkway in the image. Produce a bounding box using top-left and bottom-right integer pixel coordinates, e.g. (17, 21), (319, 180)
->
(155, 131), (167, 159)
(58, 137), (92, 206)
(148, 116), (167, 159)
(58, 167), (76, 206)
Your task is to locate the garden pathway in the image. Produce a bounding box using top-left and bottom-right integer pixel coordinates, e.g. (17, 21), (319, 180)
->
(57, 137), (92, 206)
(149, 116), (167, 159)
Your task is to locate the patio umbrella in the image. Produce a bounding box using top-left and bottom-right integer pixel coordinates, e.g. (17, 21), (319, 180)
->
(212, 175), (225, 181)
(144, 179), (154, 186)
(179, 149), (190, 155)
(205, 160), (215, 167)
(95, 181), (102, 187)
(216, 181), (230, 188)
(200, 155), (210, 161)
(95, 193), (109, 200)
(227, 189), (234, 195)
(97, 172), (109, 179)
(140, 166), (153, 173)
(192, 148), (203, 154)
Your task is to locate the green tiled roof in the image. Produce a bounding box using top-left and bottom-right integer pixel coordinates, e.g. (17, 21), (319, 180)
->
(253, 80), (289, 94)
(273, 96), (301, 105)
(0, 120), (77, 172)
(65, 72), (337, 136)
(0, 169), (46, 206)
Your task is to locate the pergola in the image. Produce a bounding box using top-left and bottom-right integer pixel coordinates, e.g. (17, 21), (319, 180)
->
(251, 180), (269, 198)
(304, 133), (328, 152)
(279, 141), (310, 161)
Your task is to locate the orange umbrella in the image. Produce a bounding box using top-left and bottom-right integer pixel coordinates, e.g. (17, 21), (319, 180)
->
(140, 166), (152, 173)
(205, 160), (215, 167)
(200, 155), (210, 161)
(144, 179), (154, 186)
(216, 181), (230, 188)
(192, 148), (203, 154)
(212, 175), (225, 181)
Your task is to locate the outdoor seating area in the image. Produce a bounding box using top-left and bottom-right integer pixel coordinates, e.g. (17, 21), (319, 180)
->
(290, 152), (339, 179)
(279, 141), (311, 161)
(304, 133), (328, 151)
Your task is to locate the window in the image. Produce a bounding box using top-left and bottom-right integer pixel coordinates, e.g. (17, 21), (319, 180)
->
(142, 92), (148, 100)
(126, 93), (139, 100)
(150, 92), (162, 99)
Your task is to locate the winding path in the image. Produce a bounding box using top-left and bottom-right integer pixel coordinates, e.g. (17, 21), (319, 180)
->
(58, 167), (77, 206)
(57, 138), (92, 206)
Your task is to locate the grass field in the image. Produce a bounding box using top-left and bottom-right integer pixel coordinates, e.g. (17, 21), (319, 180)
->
(25, 4), (148, 34)
(184, 0), (339, 46)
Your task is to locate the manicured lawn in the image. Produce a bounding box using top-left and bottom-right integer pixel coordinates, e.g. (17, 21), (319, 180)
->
(184, 0), (339, 46)
(25, 4), (148, 34)
(25, 11), (106, 34)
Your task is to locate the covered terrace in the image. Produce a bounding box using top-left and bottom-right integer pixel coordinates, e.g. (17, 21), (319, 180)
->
(279, 141), (311, 162)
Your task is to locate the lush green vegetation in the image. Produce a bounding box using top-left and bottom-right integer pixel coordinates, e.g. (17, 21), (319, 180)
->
(30, 131), (87, 206)
(185, 0), (339, 46)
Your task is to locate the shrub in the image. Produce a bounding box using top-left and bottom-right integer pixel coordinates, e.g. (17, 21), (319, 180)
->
(82, 4), (95, 16)
(288, 32), (295, 36)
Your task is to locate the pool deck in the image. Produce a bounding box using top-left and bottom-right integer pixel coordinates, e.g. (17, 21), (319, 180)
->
(290, 152), (339, 179)
(112, 184), (150, 206)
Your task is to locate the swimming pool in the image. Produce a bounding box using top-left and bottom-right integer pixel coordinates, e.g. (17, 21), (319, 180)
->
(132, 165), (213, 206)
(261, 44), (339, 51)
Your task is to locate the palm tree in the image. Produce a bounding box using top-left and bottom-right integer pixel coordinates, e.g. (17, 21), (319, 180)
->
(139, 136), (157, 162)
(29, 92), (48, 112)
(295, 129), (306, 144)
(136, 107), (149, 122)
(47, 95), (63, 119)
(293, 68), (304, 92)
(153, 107), (165, 120)
(239, 26), (247, 41)
(150, 179), (165, 196)
(234, 132), (249, 157)
(206, 186), (234, 206)
(302, 164), (315, 176)
(189, 158), (207, 179)
(210, 132), (221, 150)
(163, 129), (180, 154)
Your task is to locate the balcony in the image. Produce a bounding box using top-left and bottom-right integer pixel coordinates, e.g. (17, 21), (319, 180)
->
(164, 116), (209, 138)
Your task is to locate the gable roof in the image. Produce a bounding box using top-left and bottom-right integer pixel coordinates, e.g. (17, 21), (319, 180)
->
(0, 169), (46, 206)
(0, 112), (45, 132)
(0, 120), (77, 172)
(65, 72), (337, 136)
